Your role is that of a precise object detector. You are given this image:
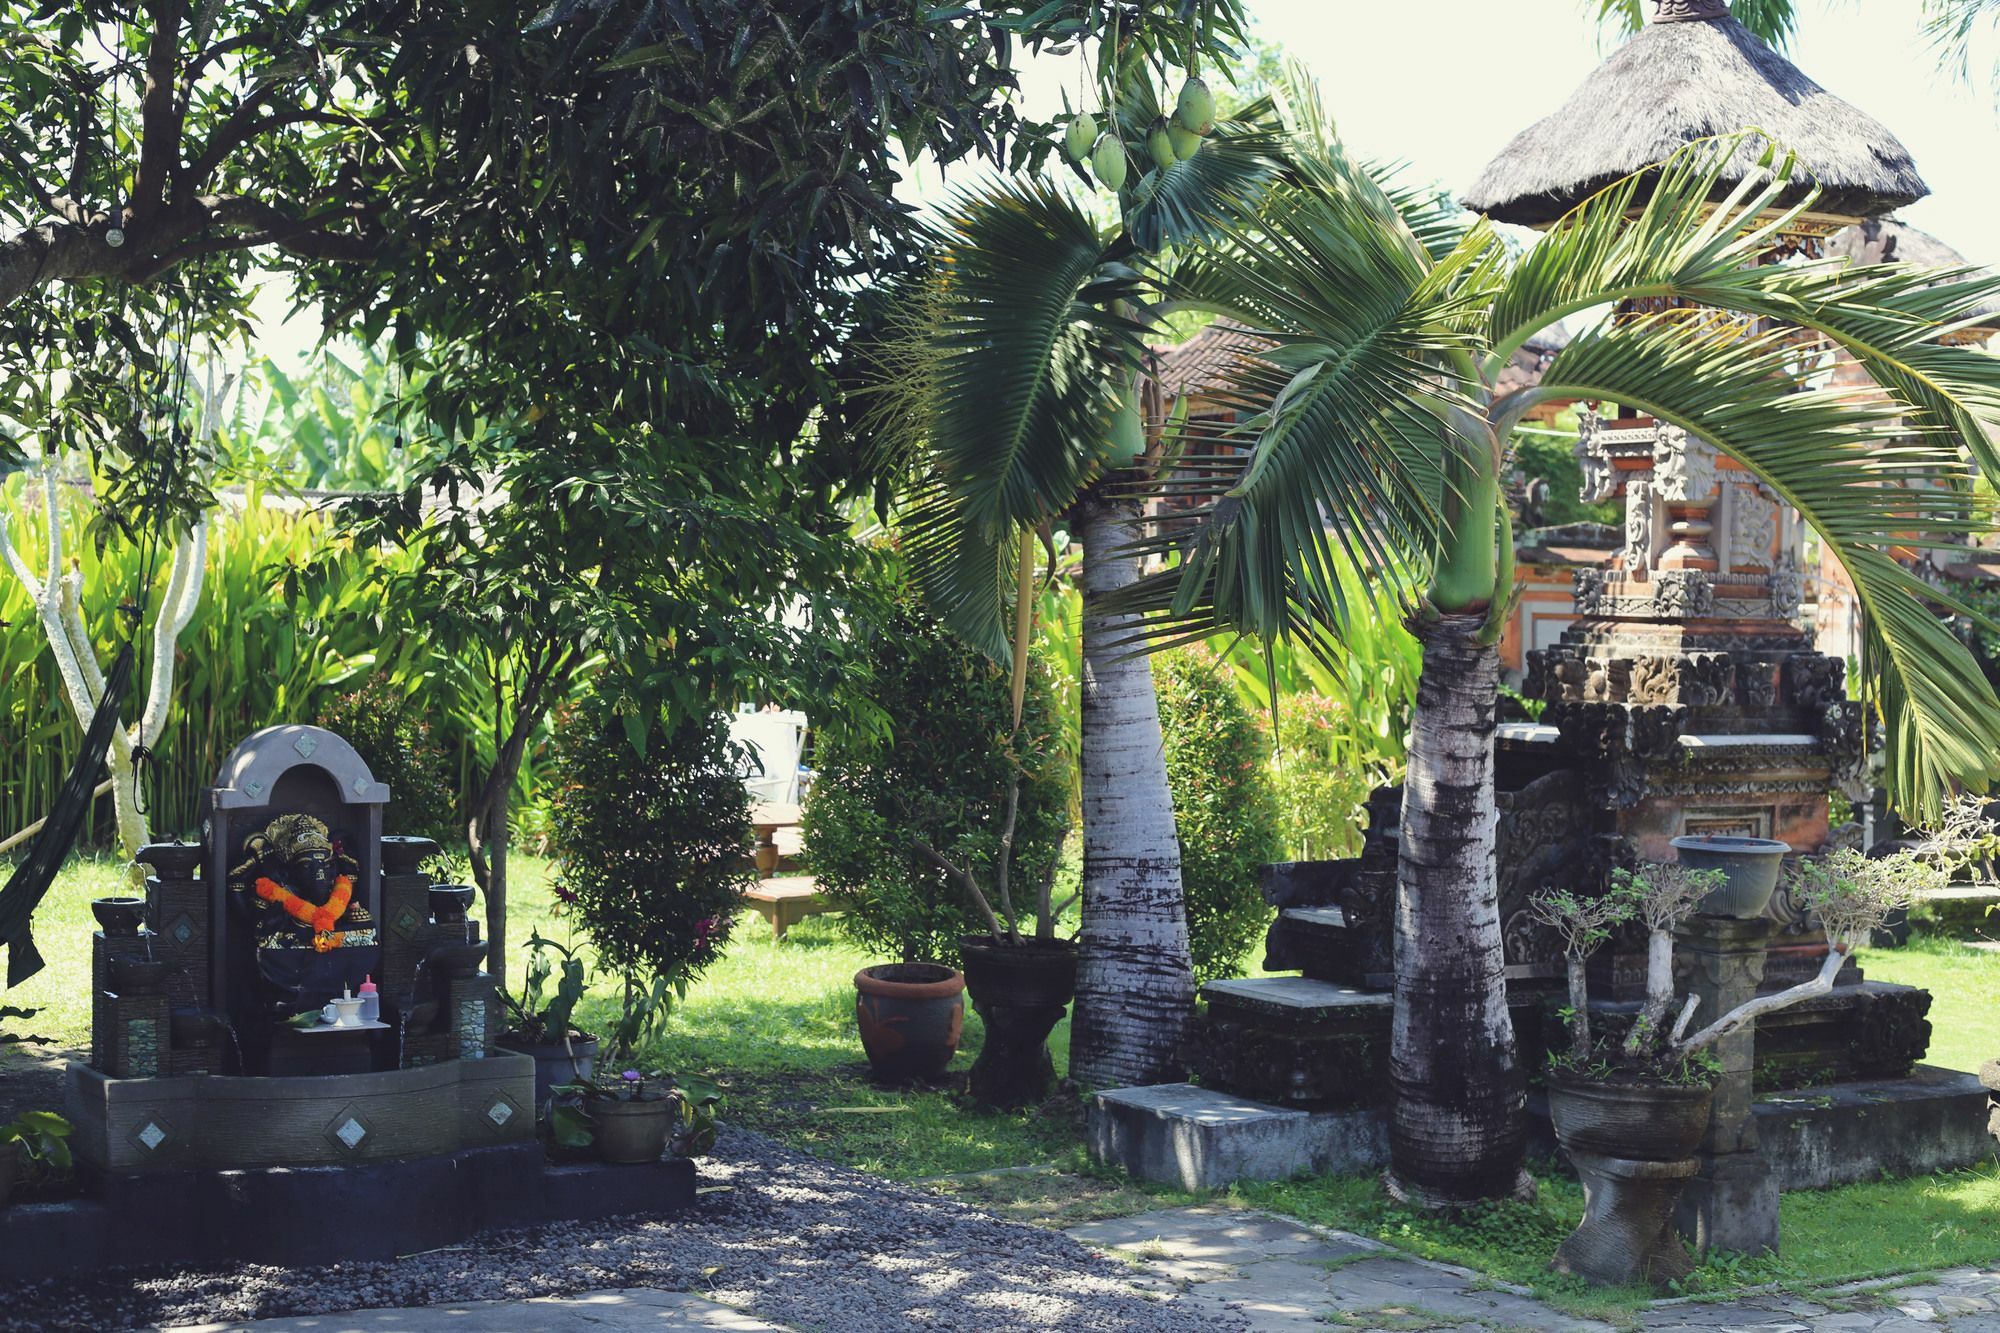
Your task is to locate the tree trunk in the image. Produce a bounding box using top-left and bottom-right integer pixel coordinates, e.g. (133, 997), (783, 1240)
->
(1068, 489), (1195, 1090)
(1386, 614), (1527, 1207)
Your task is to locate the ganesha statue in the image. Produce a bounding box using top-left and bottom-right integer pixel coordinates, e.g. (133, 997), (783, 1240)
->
(229, 812), (379, 1012)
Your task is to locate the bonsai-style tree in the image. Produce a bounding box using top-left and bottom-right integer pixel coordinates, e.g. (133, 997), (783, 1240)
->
(1535, 851), (1940, 1072)
(1119, 107), (2000, 1204)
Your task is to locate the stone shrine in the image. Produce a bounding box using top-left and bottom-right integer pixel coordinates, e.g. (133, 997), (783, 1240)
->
(0, 724), (695, 1281)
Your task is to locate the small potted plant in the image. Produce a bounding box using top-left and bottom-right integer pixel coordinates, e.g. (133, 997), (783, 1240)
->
(805, 601), (1072, 1099)
(1533, 848), (1933, 1289)
(497, 933), (600, 1117)
(548, 975), (721, 1163)
(0, 1111), (72, 1208)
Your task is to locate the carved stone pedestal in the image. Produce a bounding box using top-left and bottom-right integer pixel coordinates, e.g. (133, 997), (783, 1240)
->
(967, 1002), (1064, 1109)
(1555, 1151), (1700, 1288)
(1674, 915), (1779, 1256)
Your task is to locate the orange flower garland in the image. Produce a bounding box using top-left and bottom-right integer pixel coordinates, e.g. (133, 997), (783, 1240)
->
(255, 874), (355, 951)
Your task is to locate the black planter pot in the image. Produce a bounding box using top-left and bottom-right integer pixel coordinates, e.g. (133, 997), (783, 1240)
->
(1547, 1075), (1716, 1289)
(379, 835), (442, 874)
(428, 884), (476, 924)
(959, 936), (1077, 1110)
(497, 1032), (599, 1118)
(854, 963), (964, 1083)
(1669, 834), (1790, 919)
(135, 842), (202, 880)
(107, 956), (170, 996)
(90, 898), (146, 938)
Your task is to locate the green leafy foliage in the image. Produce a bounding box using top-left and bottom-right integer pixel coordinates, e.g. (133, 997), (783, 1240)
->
(804, 599), (1069, 965)
(500, 931), (592, 1044)
(1154, 648), (1281, 983)
(312, 677), (459, 844)
(0, 1110), (71, 1172)
(547, 700), (753, 1001)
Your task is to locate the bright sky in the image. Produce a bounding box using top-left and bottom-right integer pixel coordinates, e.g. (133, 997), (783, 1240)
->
(255, 1), (2000, 368)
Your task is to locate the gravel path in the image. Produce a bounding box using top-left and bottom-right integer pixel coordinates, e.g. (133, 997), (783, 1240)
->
(2, 1130), (1242, 1333)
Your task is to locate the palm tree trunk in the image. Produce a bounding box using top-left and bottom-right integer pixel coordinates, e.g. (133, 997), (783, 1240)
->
(1069, 489), (1195, 1090)
(1385, 613), (1527, 1207)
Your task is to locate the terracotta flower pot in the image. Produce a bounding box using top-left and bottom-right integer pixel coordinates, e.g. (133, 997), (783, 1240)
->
(959, 937), (1076, 1109)
(853, 962), (964, 1082)
(591, 1097), (675, 1164)
(1547, 1074), (1716, 1289)
(1670, 834), (1790, 919)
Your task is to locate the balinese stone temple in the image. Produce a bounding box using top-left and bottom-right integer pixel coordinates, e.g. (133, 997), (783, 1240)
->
(1092, 0), (1994, 1229)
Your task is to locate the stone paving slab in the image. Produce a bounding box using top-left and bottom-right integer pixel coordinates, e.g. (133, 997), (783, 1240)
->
(161, 1288), (783, 1332)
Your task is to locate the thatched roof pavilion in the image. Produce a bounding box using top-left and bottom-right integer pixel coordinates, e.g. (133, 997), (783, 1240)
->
(1463, 0), (1927, 228)
(1826, 219), (2000, 341)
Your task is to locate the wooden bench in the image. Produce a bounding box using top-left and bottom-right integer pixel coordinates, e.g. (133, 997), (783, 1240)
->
(742, 875), (830, 941)
(750, 800), (801, 878)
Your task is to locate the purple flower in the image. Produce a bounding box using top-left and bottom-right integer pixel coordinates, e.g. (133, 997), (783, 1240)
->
(622, 1070), (642, 1082)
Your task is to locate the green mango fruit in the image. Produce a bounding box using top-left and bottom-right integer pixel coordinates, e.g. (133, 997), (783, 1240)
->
(1064, 112), (1098, 163)
(1090, 135), (1129, 191)
(1169, 122), (1202, 161)
(1175, 75), (1215, 136)
(1147, 118), (1177, 171)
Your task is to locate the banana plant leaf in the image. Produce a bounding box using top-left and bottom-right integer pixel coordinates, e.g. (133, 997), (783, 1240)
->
(0, 642), (133, 986)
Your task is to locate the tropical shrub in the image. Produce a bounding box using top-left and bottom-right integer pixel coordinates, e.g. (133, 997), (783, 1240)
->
(804, 601), (1069, 966)
(1155, 648), (1283, 984)
(314, 678), (460, 844)
(1270, 692), (1397, 862)
(547, 700), (752, 1000)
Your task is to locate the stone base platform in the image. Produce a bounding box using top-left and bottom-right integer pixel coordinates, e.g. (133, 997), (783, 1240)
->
(1087, 1083), (1387, 1191)
(1091, 1066), (1994, 1192)
(0, 1143), (697, 1281)
(66, 1054), (536, 1171)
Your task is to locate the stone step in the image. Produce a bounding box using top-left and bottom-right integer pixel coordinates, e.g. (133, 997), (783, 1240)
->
(1911, 885), (2000, 935)
(1199, 976), (1393, 1025)
(1086, 1082), (1388, 1191)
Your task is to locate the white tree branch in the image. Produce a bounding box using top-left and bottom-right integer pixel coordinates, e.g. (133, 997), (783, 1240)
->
(1677, 947), (1846, 1056)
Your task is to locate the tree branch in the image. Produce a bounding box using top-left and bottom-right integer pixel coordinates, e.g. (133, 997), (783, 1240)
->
(910, 836), (1008, 942)
(133, 0), (188, 219)
(1676, 946), (1846, 1056)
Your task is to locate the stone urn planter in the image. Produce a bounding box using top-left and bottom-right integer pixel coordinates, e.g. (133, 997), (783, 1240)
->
(590, 1098), (676, 1164)
(497, 1032), (599, 1118)
(1547, 1073), (1716, 1288)
(854, 962), (965, 1082)
(959, 936), (1076, 1109)
(135, 842), (202, 879)
(1670, 835), (1790, 918)
(90, 897), (146, 938)
(380, 835), (442, 874)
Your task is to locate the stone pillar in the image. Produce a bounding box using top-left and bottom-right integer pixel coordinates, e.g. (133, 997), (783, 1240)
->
(1674, 915), (1779, 1255)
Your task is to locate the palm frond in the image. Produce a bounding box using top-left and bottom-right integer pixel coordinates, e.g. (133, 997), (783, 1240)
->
(1122, 95), (1289, 255)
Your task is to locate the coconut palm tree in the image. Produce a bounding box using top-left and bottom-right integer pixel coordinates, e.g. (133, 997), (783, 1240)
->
(1117, 119), (2000, 1204)
(861, 87), (1283, 1089)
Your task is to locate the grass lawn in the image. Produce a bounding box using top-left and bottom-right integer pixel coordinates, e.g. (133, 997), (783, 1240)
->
(8, 850), (1998, 1309)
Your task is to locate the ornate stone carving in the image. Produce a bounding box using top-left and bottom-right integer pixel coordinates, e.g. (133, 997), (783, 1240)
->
(1629, 704), (1689, 760)
(1727, 479), (1777, 572)
(1785, 654), (1846, 713)
(1624, 478), (1654, 573)
(1577, 408), (1618, 504)
(1737, 660), (1778, 711)
(1653, 569), (1714, 618)
(1653, 0), (1730, 20)
(1769, 548), (1804, 621)
(1652, 422), (1716, 504)
(1629, 656), (1678, 705)
(1818, 700), (1868, 789)
(1574, 568), (1607, 616)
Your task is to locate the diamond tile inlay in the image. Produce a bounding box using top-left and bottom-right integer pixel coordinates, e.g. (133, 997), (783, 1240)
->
(169, 914), (195, 945)
(487, 1100), (514, 1127)
(293, 733), (319, 758)
(335, 1117), (367, 1148)
(136, 1122), (166, 1151)
(243, 776), (265, 799)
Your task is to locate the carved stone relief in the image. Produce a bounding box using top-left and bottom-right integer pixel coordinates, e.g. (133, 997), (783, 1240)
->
(1624, 478), (1655, 574)
(1576, 408), (1618, 505)
(1652, 422), (1717, 504)
(1574, 568), (1607, 617)
(1653, 569), (1715, 618)
(1769, 549), (1804, 621)
(1726, 478), (1777, 572)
